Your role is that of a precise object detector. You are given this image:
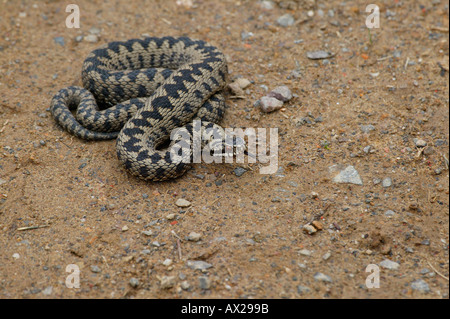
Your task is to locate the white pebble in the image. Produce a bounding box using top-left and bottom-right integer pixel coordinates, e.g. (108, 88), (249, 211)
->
(84, 34), (99, 43)
(187, 232), (202, 242)
(259, 96), (283, 113)
(175, 198), (191, 207)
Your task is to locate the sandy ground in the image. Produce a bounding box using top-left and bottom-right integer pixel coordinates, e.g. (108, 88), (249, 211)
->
(0, 0), (448, 299)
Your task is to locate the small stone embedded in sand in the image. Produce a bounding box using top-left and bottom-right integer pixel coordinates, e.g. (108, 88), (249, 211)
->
(267, 85), (293, 102)
(235, 77), (251, 89)
(307, 50), (334, 60)
(84, 34), (99, 43)
(329, 165), (363, 185)
(411, 279), (430, 293)
(159, 275), (176, 289)
(382, 177), (392, 188)
(175, 198), (191, 207)
(186, 260), (212, 270)
(302, 224), (317, 235)
(187, 232), (202, 242)
(277, 14), (295, 27)
(259, 96), (283, 113)
(313, 272), (333, 283)
(379, 259), (400, 270)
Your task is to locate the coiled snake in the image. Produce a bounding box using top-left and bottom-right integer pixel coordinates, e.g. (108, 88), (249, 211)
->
(51, 36), (243, 181)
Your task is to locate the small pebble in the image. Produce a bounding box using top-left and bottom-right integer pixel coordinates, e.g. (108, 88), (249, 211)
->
(260, 0), (274, 10)
(379, 259), (400, 270)
(159, 276), (176, 289)
(322, 252), (331, 261)
(180, 281), (190, 290)
(329, 165), (363, 185)
(186, 260), (212, 270)
(141, 230), (153, 236)
(234, 167), (247, 177)
(90, 265), (101, 273)
(84, 34), (99, 43)
(414, 138), (427, 147)
(411, 279), (430, 293)
(299, 249), (312, 256)
(259, 96), (284, 113)
(175, 198), (191, 207)
(41, 286), (53, 296)
(235, 78), (252, 89)
(306, 50), (334, 60)
(129, 278), (139, 288)
(198, 276), (211, 289)
(166, 213), (176, 220)
(302, 224), (317, 235)
(276, 14), (295, 27)
(12, 253), (20, 259)
(162, 259), (173, 266)
(53, 36), (65, 46)
(360, 124), (375, 133)
(382, 177), (392, 188)
(89, 27), (101, 34)
(267, 85), (293, 102)
(311, 221), (323, 230)
(384, 210), (395, 217)
(187, 232), (202, 242)
(313, 272), (333, 283)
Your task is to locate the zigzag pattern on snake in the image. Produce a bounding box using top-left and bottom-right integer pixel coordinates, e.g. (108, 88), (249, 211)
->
(50, 36), (236, 181)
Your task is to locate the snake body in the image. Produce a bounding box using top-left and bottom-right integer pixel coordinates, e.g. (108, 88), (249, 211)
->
(51, 36), (233, 181)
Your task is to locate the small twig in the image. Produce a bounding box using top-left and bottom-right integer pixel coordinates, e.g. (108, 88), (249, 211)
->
(171, 230), (183, 241)
(377, 55), (392, 62)
(429, 26), (449, 33)
(221, 257), (233, 277)
(177, 239), (182, 260)
(442, 153), (449, 170)
(0, 120), (9, 134)
(427, 260), (449, 281)
(17, 225), (49, 231)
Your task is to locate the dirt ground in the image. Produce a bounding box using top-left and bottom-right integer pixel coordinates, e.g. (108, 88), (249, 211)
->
(0, 0), (448, 299)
